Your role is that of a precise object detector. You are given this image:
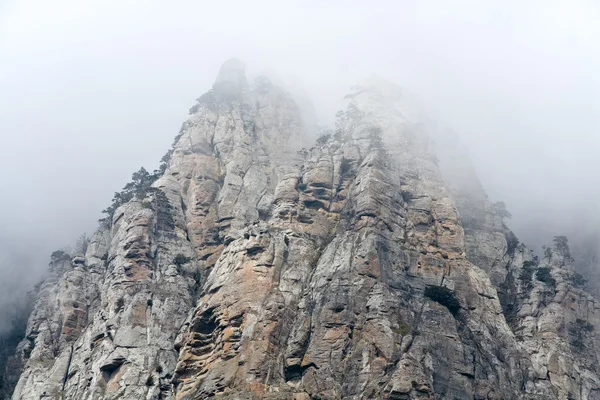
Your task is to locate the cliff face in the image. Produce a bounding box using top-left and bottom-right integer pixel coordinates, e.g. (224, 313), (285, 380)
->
(7, 61), (600, 400)
(437, 130), (600, 399)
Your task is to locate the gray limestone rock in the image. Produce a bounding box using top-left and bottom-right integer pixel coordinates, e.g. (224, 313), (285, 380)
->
(8, 62), (600, 400)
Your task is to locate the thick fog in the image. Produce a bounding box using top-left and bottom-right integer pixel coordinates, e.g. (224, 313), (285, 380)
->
(1, 0), (599, 327)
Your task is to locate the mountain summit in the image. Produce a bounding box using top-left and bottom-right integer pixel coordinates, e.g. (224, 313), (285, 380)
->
(6, 61), (600, 400)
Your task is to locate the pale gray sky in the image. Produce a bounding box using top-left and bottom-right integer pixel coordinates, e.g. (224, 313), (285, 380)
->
(0, 0), (599, 295)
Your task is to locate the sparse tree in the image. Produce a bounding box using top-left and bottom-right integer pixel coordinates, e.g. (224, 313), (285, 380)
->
(553, 235), (573, 260)
(74, 233), (91, 255)
(100, 167), (161, 224)
(316, 133), (331, 145)
(493, 201), (512, 219)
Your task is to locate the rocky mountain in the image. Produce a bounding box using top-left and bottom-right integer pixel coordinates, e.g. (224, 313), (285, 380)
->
(4, 60), (600, 399)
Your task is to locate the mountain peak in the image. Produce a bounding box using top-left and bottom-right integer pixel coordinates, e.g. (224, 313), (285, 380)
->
(214, 58), (247, 89)
(6, 62), (600, 400)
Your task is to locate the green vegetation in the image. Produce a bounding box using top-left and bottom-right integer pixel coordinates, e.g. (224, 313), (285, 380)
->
(0, 298), (34, 397)
(296, 148), (309, 159)
(189, 90), (216, 113)
(100, 167), (160, 224)
(575, 318), (594, 332)
(339, 157), (352, 177)
(99, 144), (173, 226)
(193, 270), (203, 287)
(316, 133), (331, 145)
(505, 314), (520, 327)
(397, 323), (410, 336)
(0, 312), (29, 352)
(50, 250), (71, 263)
(391, 323), (411, 336)
(400, 190), (413, 204)
(172, 129), (184, 146)
(115, 297), (125, 313)
(569, 272), (587, 288)
(494, 201), (512, 219)
(553, 235), (572, 260)
(424, 285), (461, 316)
(519, 261), (536, 289)
(189, 103), (201, 114)
(188, 82), (246, 114)
(569, 318), (594, 351)
(571, 338), (584, 350)
(504, 230), (519, 255)
(367, 126), (383, 148)
(74, 233), (91, 255)
(173, 254), (192, 266)
(536, 267), (556, 288)
(149, 188), (175, 232)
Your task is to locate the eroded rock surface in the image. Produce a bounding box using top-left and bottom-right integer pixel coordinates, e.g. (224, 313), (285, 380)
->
(9, 62), (600, 400)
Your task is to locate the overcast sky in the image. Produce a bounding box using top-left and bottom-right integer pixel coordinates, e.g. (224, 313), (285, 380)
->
(0, 0), (599, 293)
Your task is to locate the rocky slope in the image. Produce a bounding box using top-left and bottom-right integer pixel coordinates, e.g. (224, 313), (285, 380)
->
(6, 60), (600, 399)
(437, 130), (600, 399)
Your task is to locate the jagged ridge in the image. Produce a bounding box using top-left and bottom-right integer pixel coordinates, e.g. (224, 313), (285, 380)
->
(5, 61), (600, 400)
